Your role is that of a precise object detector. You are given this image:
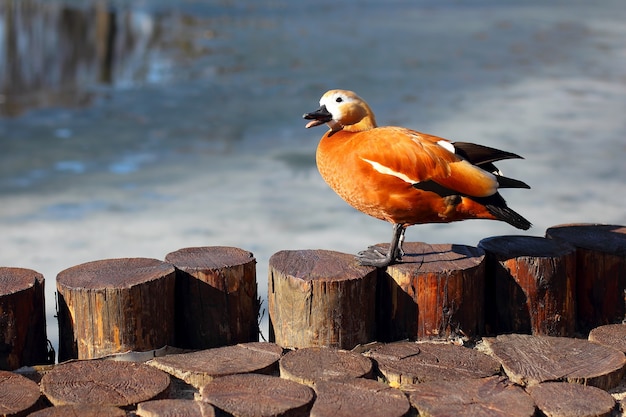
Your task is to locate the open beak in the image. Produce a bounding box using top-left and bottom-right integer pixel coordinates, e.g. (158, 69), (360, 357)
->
(303, 105), (332, 128)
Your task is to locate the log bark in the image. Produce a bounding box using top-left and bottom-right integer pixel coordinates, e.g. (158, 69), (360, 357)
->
(28, 405), (127, 417)
(483, 334), (626, 390)
(527, 382), (615, 417)
(378, 242), (485, 341)
(40, 360), (170, 407)
(589, 323), (626, 353)
(56, 258), (176, 361)
(164, 246), (259, 349)
(0, 369), (42, 416)
(478, 235), (576, 336)
(0, 267), (49, 370)
(546, 223), (626, 332)
(136, 399), (216, 417)
(268, 250), (377, 350)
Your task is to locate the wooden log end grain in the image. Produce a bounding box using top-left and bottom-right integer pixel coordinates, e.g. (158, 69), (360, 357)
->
(379, 242), (485, 341)
(268, 249), (377, 350)
(589, 323), (626, 354)
(279, 346), (373, 386)
(27, 404), (127, 417)
(0, 369), (41, 417)
(0, 267), (49, 370)
(164, 246), (259, 349)
(136, 399), (216, 417)
(148, 342), (283, 389)
(201, 373), (314, 417)
(40, 360), (170, 408)
(528, 382), (616, 417)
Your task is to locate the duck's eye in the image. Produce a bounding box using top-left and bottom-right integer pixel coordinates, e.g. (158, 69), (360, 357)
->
(336, 97), (343, 103)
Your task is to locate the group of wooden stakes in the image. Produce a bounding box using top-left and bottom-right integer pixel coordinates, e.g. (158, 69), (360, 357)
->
(1, 223), (626, 417)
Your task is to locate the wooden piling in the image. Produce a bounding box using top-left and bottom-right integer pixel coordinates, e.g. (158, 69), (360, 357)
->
(56, 258), (176, 361)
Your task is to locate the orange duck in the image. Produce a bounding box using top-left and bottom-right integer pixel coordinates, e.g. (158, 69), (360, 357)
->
(304, 89), (531, 267)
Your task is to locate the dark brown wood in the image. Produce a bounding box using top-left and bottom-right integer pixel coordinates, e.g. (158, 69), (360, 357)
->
(148, 342), (283, 389)
(589, 323), (626, 353)
(0, 369), (42, 416)
(200, 373), (314, 417)
(279, 347), (373, 385)
(164, 246), (259, 349)
(311, 378), (410, 417)
(408, 375), (535, 417)
(0, 267), (49, 370)
(484, 334), (626, 390)
(56, 258), (176, 360)
(546, 223), (626, 332)
(527, 382), (615, 417)
(479, 235), (576, 336)
(377, 242), (485, 341)
(137, 399), (216, 417)
(40, 360), (170, 407)
(364, 341), (500, 386)
(28, 405), (127, 417)
(268, 250), (377, 349)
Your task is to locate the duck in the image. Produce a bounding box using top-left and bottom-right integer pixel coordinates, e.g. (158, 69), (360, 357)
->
(303, 89), (531, 267)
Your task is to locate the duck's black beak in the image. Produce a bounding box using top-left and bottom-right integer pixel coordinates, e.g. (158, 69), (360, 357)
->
(303, 105), (332, 128)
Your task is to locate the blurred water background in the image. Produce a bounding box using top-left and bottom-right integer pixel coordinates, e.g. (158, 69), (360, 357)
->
(1, 0), (625, 355)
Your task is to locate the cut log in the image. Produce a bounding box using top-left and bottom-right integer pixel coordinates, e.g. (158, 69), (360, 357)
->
(408, 375), (535, 417)
(483, 334), (626, 390)
(268, 250), (377, 350)
(40, 360), (170, 407)
(0, 267), (49, 370)
(27, 405), (127, 417)
(56, 258), (176, 361)
(527, 382), (615, 417)
(478, 235), (576, 336)
(279, 347), (373, 386)
(164, 246), (259, 349)
(201, 373), (314, 417)
(148, 342), (283, 389)
(0, 369), (41, 416)
(311, 378), (410, 417)
(589, 324), (626, 353)
(136, 399), (216, 417)
(546, 223), (626, 332)
(378, 242), (485, 341)
(364, 341), (500, 386)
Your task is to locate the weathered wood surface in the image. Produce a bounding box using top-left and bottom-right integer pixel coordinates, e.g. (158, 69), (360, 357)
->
(56, 258), (176, 361)
(164, 246), (259, 349)
(28, 404), (127, 417)
(527, 382), (615, 417)
(408, 375), (535, 417)
(0, 369), (41, 416)
(40, 360), (170, 407)
(0, 267), (49, 370)
(589, 323), (626, 353)
(378, 242), (485, 341)
(268, 250), (377, 350)
(136, 399), (216, 417)
(148, 342), (283, 389)
(311, 378), (410, 417)
(201, 373), (314, 417)
(546, 223), (626, 331)
(279, 347), (373, 386)
(478, 235), (576, 336)
(484, 334), (626, 390)
(364, 341), (500, 386)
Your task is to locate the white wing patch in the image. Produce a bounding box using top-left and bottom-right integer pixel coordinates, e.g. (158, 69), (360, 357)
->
(361, 158), (418, 184)
(436, 140), (456, 154)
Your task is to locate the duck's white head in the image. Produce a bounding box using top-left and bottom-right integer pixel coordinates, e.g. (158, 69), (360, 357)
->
(303, 89), (377, 133)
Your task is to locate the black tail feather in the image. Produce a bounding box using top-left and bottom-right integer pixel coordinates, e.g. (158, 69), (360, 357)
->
(475, 193), (532, 230)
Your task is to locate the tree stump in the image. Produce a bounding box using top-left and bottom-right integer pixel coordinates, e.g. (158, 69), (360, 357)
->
(56, 258), (176, 361)
(364, 341), (500, 386)
(137, 399), (216, 417)
(478, 235), (576, 336)
(0, 369), (42, 416)
(28, 405), (127, 417)
(164, 246), (259, 349)
(40, 360), (170, 407)
(527, 382), (615, 417)
(408, 375), (535, 417)
(311, 378), (411, 417)
(546, 223), (626, 332)
(589, 324), (626, 354)
(148, 342), (283, 389)
(483, 334), (626, 390)
(268, 250), (377, 350)
(279, 347), (373, 386)
(378, 243), (485, 341)
(0, 267), (49, 370)
(201, 373), (314, 417)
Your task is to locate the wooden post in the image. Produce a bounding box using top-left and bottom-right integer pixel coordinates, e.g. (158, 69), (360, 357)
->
(164, 246), (259, 349)
(268, 249), (377, 349)
(478, 235), (577, 336)
(56, 258), (176, 361)
(0, 267), (49, 370)
(378, 242), (485, 341)
(546, 223), (626, 332)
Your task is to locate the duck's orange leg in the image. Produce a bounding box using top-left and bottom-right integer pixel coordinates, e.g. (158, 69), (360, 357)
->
(357, 223), (406, 267)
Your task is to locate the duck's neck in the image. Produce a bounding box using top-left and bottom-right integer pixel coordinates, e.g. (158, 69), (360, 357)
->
(344, 113), (377, 132)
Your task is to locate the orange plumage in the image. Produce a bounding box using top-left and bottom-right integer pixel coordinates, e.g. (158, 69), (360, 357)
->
(304, 89), (531, 267)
